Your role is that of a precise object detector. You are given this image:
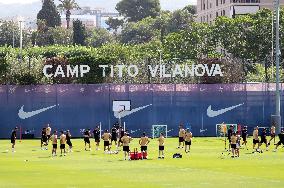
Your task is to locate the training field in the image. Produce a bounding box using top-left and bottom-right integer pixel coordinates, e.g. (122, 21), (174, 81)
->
(0, 137), (283, 188)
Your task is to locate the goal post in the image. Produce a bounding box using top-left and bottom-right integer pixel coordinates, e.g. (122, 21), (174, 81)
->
(152, 125), (167, 139)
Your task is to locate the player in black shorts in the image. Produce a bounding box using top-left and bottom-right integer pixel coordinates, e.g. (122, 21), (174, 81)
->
(184, 129), (192, 153)
(121, 132), (132, 160)
(84, 129), (91, 151)
(118, 127), (125, 148)
(158, 133), (165, 159)
(227, 125), (234, 150)
(102, 130), (111, 152)
(66, 130), (73, 152)
(10, 127), (18, 152)
(111, 125), (118, 147)
(178, 125), (185, 149)
(241, 126), (248, 150)
(41, 127), (48, 150)
(59, 131), (67, 156)
(50, 131), (58, 157)
(260, 128), (268, 151)
(93, 126), (100, 150)
(268, 126), (276, 145)
(139, 132), (150, 159)
(230, 132), (237, 158)
(273, 130), (284, 152)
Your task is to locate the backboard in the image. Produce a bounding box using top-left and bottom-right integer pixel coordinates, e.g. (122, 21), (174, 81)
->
(112, 100), (131, 112)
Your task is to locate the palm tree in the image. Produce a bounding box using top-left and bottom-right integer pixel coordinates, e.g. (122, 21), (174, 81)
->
(58, 0), (80, 29)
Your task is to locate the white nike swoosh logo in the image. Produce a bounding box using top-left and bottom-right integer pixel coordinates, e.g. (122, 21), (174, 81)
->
(207, 103), (244, 117)
(114, 104), (152, 118)
(18, 105), (58, 119)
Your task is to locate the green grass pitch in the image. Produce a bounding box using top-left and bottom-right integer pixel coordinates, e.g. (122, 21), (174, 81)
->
(0, 137), (283, 188)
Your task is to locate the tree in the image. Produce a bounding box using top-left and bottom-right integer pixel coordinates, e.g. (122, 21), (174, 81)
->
(116, 0), (161, 22)
(119, 17), (160, 44)
(163, 22), (214, 60)
(58, 0), (80, 29)
(49, 26), (73, 45)
(182, 5), (197, 15)
(86, 28), (114, 47)
(37, 0), (61, 28)
(166, 6), (196, 34)
(0, 21), (31, 47)
(211, 9), (276, 82)
(106, 17), (124, 34)
(32, 30), (54, 46)
(153, 11), (172, 42)
(0, 49), (9, 84)
(0, 21), (19, 47)
(249, 9), (274, 82)
(212, 16), (254, 60)
(73, 19), (86, 45)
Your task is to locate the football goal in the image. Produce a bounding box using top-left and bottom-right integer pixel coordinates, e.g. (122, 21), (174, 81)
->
(152, 125), (167, 139)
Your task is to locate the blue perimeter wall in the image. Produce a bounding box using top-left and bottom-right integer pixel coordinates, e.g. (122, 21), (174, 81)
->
(0, 83), (283, 138)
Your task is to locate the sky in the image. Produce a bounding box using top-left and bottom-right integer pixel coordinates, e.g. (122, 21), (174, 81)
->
(0, 0), (38, 4)
(0, 0), (197, 7)
(0, 0), (196, 18)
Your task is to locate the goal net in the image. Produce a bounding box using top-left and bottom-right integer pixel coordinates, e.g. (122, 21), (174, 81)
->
(216, 124), (237, 137)
(152, 125), (167, 138)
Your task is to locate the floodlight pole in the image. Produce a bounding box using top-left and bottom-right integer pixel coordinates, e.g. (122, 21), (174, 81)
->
(158, 49), (162, 83)
(12, 27), (15, 48)
(19, 20), (23, 63)
(273, 0), (281, 134)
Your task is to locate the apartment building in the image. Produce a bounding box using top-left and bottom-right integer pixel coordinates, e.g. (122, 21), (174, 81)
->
(197, 0), (284, 23)
(61, 6), (119, 29)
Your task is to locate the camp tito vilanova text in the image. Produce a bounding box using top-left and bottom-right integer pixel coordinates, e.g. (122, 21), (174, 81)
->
(42, 64), (223, 78)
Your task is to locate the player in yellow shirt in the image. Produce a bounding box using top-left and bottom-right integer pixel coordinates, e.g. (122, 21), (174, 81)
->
(268, 125), (276, 146)
(121, 133), (132, 160)
(252, 127), (260, 152)
(50, 131), (58, 157)
(139, 132), (150, 159)
(102, 130), (111, 152)
(60, 131), (66, 156)
(230, 132), (237, 158)
(158, 133), (165, 159)
(178, 124), (186, 149)
(184, 129), (192, 153)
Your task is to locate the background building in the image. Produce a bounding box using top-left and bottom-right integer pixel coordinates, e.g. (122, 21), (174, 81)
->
(197, 0), (284, 23)
(61, 6), (119, 29)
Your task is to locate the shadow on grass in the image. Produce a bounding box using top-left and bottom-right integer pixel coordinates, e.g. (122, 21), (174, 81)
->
(244, 152), (257, 155)
(38, 156), (51, 159)
(117, 158), (154, 161)
(118, 159), (126, 161)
